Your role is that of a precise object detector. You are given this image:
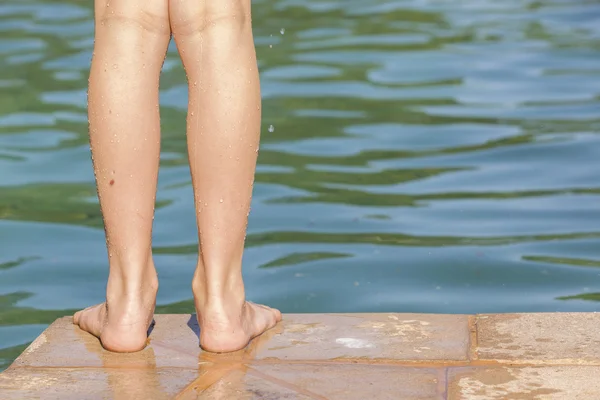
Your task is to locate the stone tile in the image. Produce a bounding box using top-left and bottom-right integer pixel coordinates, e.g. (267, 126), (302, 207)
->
(475, 313), (600, 364)
(10, 315), (208, 369)
(252, 313), (469, 361)
(0, 366), (203, 400)
(190, 369), (314, 400)
(251, 363), (441, 400)
(448, 366), (600, 400)
(150, 315), (250, 365)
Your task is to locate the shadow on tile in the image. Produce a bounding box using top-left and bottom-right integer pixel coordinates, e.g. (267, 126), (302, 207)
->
(186, 314), (200, 339)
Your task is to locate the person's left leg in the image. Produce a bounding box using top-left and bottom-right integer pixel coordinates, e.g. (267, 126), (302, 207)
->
(169, 0), (281, 353)
(73, 0), (170, 352)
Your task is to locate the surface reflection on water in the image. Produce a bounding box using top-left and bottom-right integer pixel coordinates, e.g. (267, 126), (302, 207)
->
(1, 0), (600, 370)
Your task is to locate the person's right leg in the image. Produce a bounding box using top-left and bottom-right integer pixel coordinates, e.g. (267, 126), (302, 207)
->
(169, 0), (281, 353)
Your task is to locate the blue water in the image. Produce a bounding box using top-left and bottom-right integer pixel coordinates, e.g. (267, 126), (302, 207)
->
(1, 0), (600, 370)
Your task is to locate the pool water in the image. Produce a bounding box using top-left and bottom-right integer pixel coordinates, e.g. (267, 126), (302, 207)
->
(1, 0), (600, 370)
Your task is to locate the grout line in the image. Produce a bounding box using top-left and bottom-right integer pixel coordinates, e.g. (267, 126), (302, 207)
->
(6, 358), (600, 373)
(4, 365), (208, 371)
(468, 315), (479, 362)
(247, 358), (600, 368)
(247, 366), (329, 400)
(250, 359), (470, 367)
(434, 368), (447, 400)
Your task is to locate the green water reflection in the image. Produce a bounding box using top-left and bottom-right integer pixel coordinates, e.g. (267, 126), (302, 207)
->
(1, 0), (600, 370)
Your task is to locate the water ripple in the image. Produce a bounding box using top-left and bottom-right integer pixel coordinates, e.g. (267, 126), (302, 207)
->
(1, 0), (600, 370)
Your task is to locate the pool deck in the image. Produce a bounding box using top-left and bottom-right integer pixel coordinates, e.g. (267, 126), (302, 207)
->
(1, 313), (599, 399)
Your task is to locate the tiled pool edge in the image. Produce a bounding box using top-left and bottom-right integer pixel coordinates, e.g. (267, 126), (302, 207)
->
(2, 312), (600, 399)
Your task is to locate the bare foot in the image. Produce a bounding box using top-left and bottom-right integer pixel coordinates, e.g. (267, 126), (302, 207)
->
(195, 294), (282, 353)
(73, 280), (157, 352)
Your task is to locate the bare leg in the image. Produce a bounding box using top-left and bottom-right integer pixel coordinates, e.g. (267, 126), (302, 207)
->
(73, 0), (170, 352)
(169, 0), (281, 352)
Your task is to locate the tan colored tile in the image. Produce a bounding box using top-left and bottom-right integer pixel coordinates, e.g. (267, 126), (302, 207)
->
(0, 366), (203, 400)
(448, 366), (600, 400)
(251, 363), (441, 400)
(252, 313), (469, 361)
(476, 313), (600, 364)
(10, 316), (207, 369)
(150, 315), (249, 365)
(192, 369), (313, 400)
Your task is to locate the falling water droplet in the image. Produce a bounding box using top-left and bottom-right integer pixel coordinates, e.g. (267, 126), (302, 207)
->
(268, 125), (275, 133)
(280, 28), (285, 35)
(269, 45), (273, 48)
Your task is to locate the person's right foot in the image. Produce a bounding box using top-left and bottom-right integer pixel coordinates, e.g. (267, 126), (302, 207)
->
(193, 279), (282, 353)
(73, 272), (158, 353)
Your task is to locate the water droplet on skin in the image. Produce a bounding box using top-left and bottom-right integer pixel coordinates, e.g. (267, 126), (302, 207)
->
(219, 198), (224, 203)
(268, 125), (275, 133)
(112, 64), (117, 69)
(280, 28), (285, 35)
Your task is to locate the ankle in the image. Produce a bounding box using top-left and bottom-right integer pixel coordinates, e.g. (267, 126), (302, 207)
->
(192, 270), (245, 316)
(106, 263), (159, 302)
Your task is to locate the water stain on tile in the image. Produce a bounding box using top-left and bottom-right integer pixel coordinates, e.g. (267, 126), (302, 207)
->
(448, 366), (600, 400)
(194, 369), (313, 400)
(253, 313), (469, 361)
(476, 313), (600, 364)
(251, 363), (440, 400)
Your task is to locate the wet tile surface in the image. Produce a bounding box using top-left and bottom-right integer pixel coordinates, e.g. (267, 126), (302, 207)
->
(193, 369), (315, 400)
(10, 316), (205, 369)
(448, 366), (600, 400)
(0, 366), (203, 400)
(2, 313), (600, 399)
(476, 313), (600, 364)
(252, 313), (470, 361)
(250, 363), (440, 400)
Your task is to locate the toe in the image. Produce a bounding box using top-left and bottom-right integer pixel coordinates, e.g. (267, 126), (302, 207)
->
(273, 308), (282, 322)
(73, 310), (81, 325)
